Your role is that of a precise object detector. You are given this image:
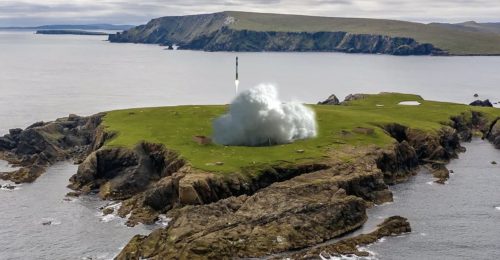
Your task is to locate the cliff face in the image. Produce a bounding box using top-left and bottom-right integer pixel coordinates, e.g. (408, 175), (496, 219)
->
(109, 13), (446, 55)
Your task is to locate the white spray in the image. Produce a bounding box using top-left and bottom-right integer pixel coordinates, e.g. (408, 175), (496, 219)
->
(213, 84), (317, 146)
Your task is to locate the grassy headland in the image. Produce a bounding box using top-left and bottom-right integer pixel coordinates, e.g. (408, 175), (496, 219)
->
(109, 11), (500, 55)
(102, 93), (500, 174)
(226, 11), (500, 55)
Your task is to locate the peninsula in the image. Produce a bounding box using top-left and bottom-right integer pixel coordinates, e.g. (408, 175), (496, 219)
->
(108, 11), (500, 56)
(1, 93), (499, 259)
(36, 30), (109, 36)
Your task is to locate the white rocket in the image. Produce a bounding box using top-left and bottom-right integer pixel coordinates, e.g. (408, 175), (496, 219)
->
(235, 56), (239, 94)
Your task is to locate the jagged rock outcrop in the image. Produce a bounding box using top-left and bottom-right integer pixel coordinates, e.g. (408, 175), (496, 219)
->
(470, 99), (493, 107)
(70, 143), (330, 226)
(342, 93), (369, 103)
(288, 216), (411, 259)
(318, 94), (340, 105)
(115, 150), (392, 259)
(68, 142), (185, 200)
(486, 117), (500, 149)
(0, 114), (104, 183)
(109, 13), (446, 55)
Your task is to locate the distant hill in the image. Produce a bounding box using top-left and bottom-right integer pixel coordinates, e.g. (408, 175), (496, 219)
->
(431, 21), (500, 35)
(1, 24), (134, 31)
(109, 11), (500, 55)
(35, 30), (110, 36)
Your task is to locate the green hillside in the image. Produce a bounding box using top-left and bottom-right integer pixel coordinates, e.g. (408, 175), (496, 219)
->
(225, 11), (500, 55)
(102, 93), (500, 174)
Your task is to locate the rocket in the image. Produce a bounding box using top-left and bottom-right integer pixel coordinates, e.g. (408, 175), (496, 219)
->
(235, 56), (239, 94)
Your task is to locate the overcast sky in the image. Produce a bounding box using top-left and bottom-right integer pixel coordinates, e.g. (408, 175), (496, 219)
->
(0, 0), (499, 26)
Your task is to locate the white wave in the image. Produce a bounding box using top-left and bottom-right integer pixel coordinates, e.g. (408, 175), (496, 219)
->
(0, 185), (20, 191)
(97, 202), (122, 223)
(156, 214), (172, 227)
(495, 206), (500, 211)
(40, 217), (61, 226)
(213, 84), (317, 146)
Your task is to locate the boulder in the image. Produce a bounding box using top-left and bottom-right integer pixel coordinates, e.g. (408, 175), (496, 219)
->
(343, 94), (368, 103)
(470, 99), (493, 107)
(318, 94), (340, 105)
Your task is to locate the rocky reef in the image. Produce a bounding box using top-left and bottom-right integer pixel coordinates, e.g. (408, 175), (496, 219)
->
(109, 13), (446, 55)
(288, 216), (411, 259)
(0, 114), (103, 183)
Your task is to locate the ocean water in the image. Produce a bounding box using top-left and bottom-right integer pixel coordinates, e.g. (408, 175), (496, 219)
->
(1, 30), (500, 259)
(350, 139), (500, 260)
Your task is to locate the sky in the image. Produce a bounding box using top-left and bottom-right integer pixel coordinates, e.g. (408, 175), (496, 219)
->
(0, 0), (499, 27)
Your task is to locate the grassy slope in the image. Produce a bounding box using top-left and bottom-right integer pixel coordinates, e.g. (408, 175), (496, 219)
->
(224, 11), (500, 55)
(102, 93), (500, 174)
(431, 22), (500, 35)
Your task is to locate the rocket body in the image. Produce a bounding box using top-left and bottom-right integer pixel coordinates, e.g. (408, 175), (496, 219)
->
(235, 56), (239, 94)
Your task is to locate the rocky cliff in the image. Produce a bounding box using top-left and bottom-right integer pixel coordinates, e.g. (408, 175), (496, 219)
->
(114, 111), (488, 259)
(0, 114), (103, 183)
(108, 12), (446, 55)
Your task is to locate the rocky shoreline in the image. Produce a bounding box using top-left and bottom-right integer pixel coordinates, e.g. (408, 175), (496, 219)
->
(1, 97), (500, 259)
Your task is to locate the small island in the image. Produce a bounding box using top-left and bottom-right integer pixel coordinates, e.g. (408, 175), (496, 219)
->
(1, 92), (499, 259)
(36, 30), (109, 36)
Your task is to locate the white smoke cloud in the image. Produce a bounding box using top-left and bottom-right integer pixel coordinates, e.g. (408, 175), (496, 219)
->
(212, 84), (317, 146)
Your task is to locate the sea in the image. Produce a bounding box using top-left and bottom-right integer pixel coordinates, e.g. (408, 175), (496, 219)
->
(0, 30), (499, 259)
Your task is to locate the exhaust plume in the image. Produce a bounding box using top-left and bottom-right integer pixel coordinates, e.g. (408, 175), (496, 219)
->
(213, 84), (317, 146)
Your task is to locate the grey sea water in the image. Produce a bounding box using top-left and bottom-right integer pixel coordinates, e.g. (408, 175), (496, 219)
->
(0, 30), (499, 259)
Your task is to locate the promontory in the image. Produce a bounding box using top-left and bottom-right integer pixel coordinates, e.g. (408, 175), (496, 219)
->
(108, 11), (500, 56)
(1, 93), (500, 259)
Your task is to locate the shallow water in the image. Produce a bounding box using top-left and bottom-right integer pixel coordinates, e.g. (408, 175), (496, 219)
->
(1, 30), (500, 259)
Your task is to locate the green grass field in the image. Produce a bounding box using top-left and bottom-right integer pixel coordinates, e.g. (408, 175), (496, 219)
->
(102, 93), (500, 174)
(225, 11), (500, 55)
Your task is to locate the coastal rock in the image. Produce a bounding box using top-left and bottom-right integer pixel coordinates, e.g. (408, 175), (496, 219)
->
(115, 163), (330, 226)
(318, 94), (340, 105)
(68, 142), (185, 200)
(486, 118), (500, 149)
(470, 99), (493, 107)
(289, 216), (411, 259)
(116, 173), (369, 259)
(116, 143), (425, 259)
(425, 163), (450, 184)
(343, 93), (369, 103)
(0, 113), (104, 183)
